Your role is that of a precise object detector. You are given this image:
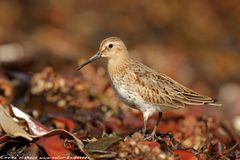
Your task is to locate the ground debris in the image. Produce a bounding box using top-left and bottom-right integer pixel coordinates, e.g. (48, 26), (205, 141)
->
(31, 67), (120, 111)
(0, 65), (238, 159)
(116, 133), (175, 160)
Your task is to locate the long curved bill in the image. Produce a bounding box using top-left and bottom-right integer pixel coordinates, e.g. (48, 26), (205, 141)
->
(77, 52), (101, 70)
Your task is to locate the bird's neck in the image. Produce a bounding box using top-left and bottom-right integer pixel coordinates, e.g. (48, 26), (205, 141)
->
(107, 54), (131, 75)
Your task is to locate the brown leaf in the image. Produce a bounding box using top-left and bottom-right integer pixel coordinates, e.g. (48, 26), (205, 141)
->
(11, 105), (48, 135)
(36, 135), (73, 158)
(35, 129), (85, 156)
(0, 105), (32, 140)
(10, 105), (86, 157)
(84, 136), (122, 153)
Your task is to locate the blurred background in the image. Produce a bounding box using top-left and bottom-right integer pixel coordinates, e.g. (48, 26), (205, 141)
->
(0, 1), (240, 132)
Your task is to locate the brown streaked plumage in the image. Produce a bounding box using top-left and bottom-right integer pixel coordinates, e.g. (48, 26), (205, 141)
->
(77, 37), (222, 138)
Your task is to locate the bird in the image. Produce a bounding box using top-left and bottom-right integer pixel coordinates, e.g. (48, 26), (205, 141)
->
(77, 37), (222, 138)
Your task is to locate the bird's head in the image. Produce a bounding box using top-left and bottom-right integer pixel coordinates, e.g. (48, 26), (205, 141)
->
(77, 37), (128, 70)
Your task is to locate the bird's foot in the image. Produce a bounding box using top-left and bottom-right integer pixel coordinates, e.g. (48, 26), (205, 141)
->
(143, 133), (158, 141)
(137, 128), (157, 140)
(143, 127), (158, 141)
(143, 131), (173, 141)
(135, 128), (173, 141)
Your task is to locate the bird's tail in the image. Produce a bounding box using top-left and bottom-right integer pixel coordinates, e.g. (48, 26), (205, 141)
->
(181, 93), (222, 107)
(205, 99), (222, 107)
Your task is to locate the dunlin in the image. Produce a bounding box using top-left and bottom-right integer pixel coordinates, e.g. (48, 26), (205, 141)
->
(77, 37), (221, 138)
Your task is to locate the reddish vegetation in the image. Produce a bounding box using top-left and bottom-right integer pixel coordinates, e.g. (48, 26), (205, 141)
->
(0, 1), (240, 159)
(0, 67), (239, 159)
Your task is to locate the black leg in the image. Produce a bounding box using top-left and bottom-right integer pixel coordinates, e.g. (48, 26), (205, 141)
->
(151, 112), (162, 136)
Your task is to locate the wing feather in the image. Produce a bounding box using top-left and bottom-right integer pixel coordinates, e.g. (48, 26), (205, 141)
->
(131, 60), (222, 108)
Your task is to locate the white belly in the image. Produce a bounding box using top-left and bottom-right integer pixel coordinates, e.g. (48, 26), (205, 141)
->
(114, 84), (139, 105)
(113, 83), (161, 116)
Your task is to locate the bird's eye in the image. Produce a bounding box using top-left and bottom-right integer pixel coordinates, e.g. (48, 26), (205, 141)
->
(108, 43), (113, 48)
